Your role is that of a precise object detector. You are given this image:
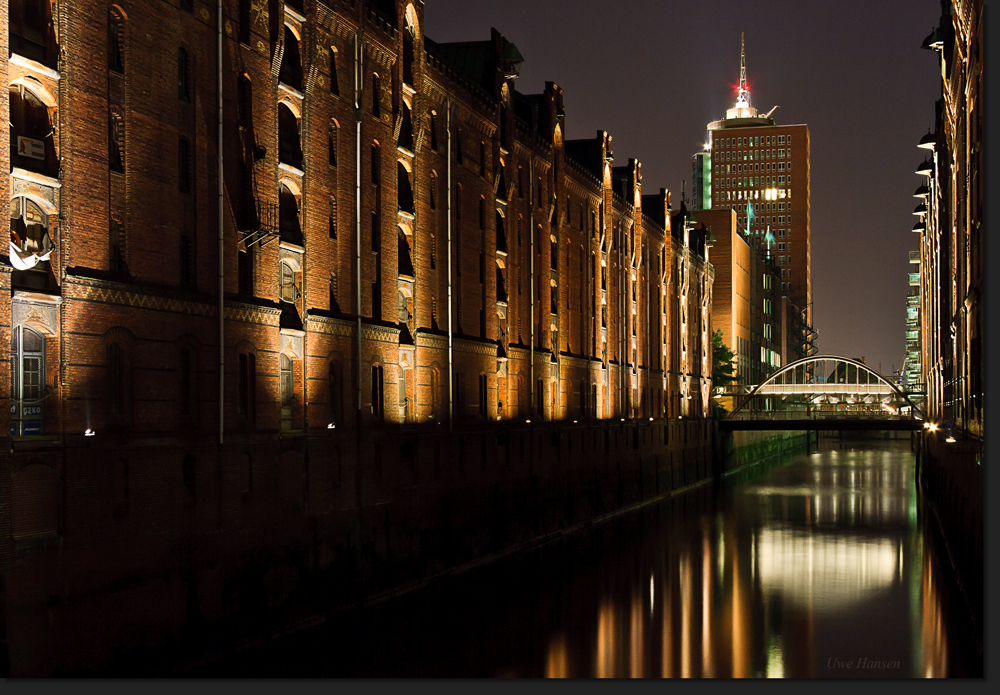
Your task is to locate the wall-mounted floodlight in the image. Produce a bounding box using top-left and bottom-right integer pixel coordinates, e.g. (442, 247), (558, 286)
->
(327, 423), (336, 429)
(84, 429), (96, 437)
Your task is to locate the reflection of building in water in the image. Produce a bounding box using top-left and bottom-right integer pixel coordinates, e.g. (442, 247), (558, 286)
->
(920, 542), (948, 677)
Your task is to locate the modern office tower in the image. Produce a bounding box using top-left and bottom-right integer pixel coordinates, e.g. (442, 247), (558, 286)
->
(705, 34), (813, 356)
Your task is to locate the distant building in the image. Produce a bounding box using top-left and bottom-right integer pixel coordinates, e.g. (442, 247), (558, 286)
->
(692, 208), (781, 390)
(704, 34), (814, 358)
(903, 250), (922, 394)
(691, 151), (711, 210)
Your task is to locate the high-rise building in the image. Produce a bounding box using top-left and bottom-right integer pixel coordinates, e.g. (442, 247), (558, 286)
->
(691, 150), (711, 210)
(705, 34), (813, 355)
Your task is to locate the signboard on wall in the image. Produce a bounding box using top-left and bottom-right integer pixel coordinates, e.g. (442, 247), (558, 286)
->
(17, 136), (45, 160)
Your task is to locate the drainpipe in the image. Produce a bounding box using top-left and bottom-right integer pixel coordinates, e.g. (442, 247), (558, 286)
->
(355, 30), (363, 427)
(446, 99), (453, 431)
(528, 158), (534, 418)
(217, 0), (224, 446)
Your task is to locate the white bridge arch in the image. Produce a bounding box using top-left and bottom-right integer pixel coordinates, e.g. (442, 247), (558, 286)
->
(730, 355), (925, 419)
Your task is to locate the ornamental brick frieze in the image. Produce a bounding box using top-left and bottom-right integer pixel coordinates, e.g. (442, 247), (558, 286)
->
(363, 36), (397, 72)
(453, 338), (498, 357)
(306, 315), (357, 337)
(361, 322), (401, 343)
(224, 301), (282, 325)
(415, 331), (448, 350)
(62, 277), (219, 318)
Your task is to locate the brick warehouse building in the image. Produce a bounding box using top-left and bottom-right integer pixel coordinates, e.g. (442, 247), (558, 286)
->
(3, 0), (715, 674)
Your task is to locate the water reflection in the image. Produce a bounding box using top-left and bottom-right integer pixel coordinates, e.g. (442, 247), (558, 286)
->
(196, 440), (980, 678)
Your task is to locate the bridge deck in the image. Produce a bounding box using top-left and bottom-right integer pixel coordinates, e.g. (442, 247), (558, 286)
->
(719, 418), (923, 432)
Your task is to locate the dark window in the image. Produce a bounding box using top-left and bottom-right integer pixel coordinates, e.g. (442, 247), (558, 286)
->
(180, 234), (193, 287)
(397, 162), (414, 214)
(328, 361), (343, 424)
(9, 84), (55, 175)
(328, 123), (338, 166)
(479, 374), (488, 419)
(329, 48), (340, 95)
(109, 214), (124, 274)
(183, 455), (196, 506)
(238, 243), (254, 296)
(371, 364), (384, 421)
(278, 184), (302, 245)
(370, 142), (380, 184)
(178, 137), (191, 191)
(280, 354), (293, 405)
(456, 128), (463, 164)
(238, 0), (251, 44)
(329, 196), (337, 239)
(238, 351), (257, 422)
(237, 74), (252, 127)
(109, 108), (125, 172)
(430, 171), (437, 210)
(372, 74), (381, 118)
(10, 0), (51, 65)
(479, 141), (486, 177)
(430, 112), (438, 151)
(278, 103), (302, 169)
(108, 342), (124, 420)
(479, 197), (485, 230)
(279, 25), (303, 90)
(398, 102), (414, 150)
(108, 8), (125, 73)
(179, 348), (194, 417)
(178, 47), (190, 101)
(403, 24), (415, 86)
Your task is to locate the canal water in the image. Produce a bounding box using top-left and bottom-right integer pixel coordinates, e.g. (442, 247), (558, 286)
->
(192, 437), (982, 678)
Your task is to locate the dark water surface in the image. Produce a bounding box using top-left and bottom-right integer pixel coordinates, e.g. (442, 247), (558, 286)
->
(194, 438), (981, 678)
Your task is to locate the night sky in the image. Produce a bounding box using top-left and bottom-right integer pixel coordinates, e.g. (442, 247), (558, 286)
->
(424, 0), (942, 379)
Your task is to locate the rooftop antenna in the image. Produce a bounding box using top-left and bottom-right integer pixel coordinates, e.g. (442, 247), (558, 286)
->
(736, 32), (750, 108)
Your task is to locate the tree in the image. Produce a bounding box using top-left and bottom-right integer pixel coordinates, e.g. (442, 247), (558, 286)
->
(712, 329), (737, 416)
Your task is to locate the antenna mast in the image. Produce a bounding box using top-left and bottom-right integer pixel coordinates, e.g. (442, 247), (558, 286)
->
(736, 32), (750, 107)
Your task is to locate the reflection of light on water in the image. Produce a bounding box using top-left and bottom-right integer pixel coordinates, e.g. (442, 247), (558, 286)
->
(757, 528), (898, 610)
(545, 635), (568, 678)
(766, 635), (785, 678)
(921, 549), (948, 677)
(630, 593), (644, 677)
(649, 574), (654, 616)
(596, 601), (616, 678)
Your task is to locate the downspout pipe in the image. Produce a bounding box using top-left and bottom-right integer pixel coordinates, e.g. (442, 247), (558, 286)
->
(218, 0), (224, 447)
(529, 158), (534, 418)
(355, 31), (363, 427)
(446, 100), (453, 431)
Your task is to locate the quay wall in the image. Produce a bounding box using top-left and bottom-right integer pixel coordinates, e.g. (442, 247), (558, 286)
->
(1, 417), (716, 676)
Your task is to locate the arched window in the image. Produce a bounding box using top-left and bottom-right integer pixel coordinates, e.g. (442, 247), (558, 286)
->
(278, 184), (302, 245)
(9, 84), (55, 175)
(278, 25), (302, 90)
(177, 47), (190, 101)
(278, 103), (302, 169)
(495, 211), (506, 252)
(429, 112), (438, 151)
(398, 228), (414, 276)
(108, 8), (125, 73)
(372, 74), (381, 118)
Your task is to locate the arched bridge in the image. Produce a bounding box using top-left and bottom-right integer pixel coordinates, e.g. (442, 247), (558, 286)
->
(719, 355), (926, 432)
